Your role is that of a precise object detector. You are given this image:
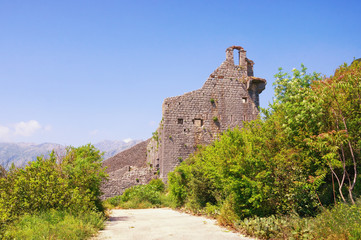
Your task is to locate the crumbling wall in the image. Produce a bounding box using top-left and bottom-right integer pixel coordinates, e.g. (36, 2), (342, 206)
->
(101, 139), (156, 199)
(102, 46), (266, 199)
(147, 46), (266, 181)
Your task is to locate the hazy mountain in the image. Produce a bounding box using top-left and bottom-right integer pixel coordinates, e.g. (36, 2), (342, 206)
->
(0, 140), (141, 169)
(94, 139), (142, 160)
(0, 142), (64, 169)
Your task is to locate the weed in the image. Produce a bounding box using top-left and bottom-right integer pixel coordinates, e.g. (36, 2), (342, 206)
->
(2, 210), (105, 240)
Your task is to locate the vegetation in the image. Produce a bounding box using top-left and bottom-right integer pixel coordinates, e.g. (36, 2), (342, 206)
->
(165, 61), (361, 238)
(2, 210), (105, 240)
(6, 61), (357, 239)
(0, 144), (108, 239)
(104, 179), (169, 209)
(102, 61), (360, 239)
(237, 199), (361, 239)
(100, 61), (361, 239)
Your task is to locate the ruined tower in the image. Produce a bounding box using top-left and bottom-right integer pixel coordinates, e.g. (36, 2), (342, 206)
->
(147, 46), (266, 181)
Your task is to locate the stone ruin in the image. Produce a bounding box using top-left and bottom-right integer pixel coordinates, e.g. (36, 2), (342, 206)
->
(102, 46), (266, 198)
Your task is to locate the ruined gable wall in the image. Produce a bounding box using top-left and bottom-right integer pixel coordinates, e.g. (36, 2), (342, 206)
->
(101, 139), (155, 199)
(147, 46), (266, 181)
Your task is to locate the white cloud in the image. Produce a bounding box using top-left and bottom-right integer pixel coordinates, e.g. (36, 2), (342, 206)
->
(14, 120), (42, 137)
(0, 125), (10, 141)
(123, 138), (133, 143)
(0, 120), (49, 141)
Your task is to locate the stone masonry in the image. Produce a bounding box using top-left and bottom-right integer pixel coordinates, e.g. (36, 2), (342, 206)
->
(147, 46), (266, 182)
(101, 46), (266, 198)
(101, 139), (154, 199)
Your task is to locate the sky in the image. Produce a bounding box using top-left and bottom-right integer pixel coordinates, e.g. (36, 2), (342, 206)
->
(0, 0), (360, 146)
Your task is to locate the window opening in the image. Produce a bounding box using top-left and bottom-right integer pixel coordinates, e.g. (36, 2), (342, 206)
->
(233, 49), (240, 66)
(193, 119), (203, 127)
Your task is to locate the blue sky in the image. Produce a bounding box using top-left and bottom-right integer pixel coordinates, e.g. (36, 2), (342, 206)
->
(0, 0), (360, 146)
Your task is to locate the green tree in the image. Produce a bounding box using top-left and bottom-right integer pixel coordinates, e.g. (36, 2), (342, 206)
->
(0, 144), (108, 233)
(306, 61), (361, 204)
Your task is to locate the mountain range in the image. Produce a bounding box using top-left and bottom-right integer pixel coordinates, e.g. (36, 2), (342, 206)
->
(0, 140), (141, 169)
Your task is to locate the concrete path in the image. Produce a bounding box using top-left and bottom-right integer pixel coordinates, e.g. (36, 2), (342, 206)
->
(95, 208), (254, 240)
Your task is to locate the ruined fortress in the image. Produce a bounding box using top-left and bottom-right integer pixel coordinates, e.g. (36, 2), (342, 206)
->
(102, 46), (266, 198)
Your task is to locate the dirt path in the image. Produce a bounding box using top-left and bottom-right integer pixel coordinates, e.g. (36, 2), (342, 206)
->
(95, 208), (254, 240)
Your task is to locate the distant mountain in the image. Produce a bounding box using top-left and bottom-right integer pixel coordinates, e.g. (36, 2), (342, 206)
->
(94, 139), (142, 160)
(0, 142), (64, 169)
(0, 140), (141, 169)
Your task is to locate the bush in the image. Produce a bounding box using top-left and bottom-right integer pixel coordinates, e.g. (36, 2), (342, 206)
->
(105, 179), (167, 209)
(2, 209), (105, 240)
(311, 199), (361, 239)
(235, 199), (361, 240)
(236, 214), (311, 240)
(168, 164), (192, 207)
(0, 144), (108, 237)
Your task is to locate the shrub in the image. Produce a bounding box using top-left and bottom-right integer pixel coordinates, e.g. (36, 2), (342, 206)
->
(168, 167), (190, 207)
(2, 209), (105, 240)
(311, 199), (361, 239)
(105, 179), (167, 209)
(0, 144), (108, 236)
(236, 214), (311, 240)
(235, 199), (361, 240)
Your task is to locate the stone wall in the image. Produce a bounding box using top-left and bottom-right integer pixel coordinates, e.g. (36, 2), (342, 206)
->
(101, 139), (156, 199)
(147, 46), (266, 182)
(102, 46), (266, 198)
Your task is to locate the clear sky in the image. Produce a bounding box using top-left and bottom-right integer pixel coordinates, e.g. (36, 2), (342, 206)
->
(0, 0), (360, 146)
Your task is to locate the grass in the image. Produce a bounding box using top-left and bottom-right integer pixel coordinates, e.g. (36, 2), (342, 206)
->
(104, 179), (173, 209)
(235, 199), (361, 240)
(2, 209), (105, 240)
(311, 199), (361, 240)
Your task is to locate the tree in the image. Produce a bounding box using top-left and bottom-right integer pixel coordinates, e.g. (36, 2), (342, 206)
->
(0, 144), (108, 231)
(306, 61), (361, 204)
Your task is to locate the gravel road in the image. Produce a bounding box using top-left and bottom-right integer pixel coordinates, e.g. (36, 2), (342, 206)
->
(94, 208), (254, 240)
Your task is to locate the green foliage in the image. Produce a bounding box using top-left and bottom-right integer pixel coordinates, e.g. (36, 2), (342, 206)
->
(352, 58), (361, 64)
(237, 198), (361, 240)
(0, 165), (6, 178)
(152, 130), (159, 142)
(311, 198), (361, 239)
(168, 62), (361, 236)
(0, 144), (108, 237)
(212, 116), (218, 122)
(210, 98), (215, 104)
(237, 214), (311, 240)
(168, 167), (190, 207)
(2, 209), (105, 240)
(306, 61), (361, 204)
(152, 130), (160, 149)
(105, 179), (167, 209)
(169, 122), (320, 219)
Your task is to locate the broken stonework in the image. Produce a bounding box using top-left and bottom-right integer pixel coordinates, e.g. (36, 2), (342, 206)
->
(147, 46), (266, 182)
(102, 46), (266, 198)
(101, 139), (156, 199)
